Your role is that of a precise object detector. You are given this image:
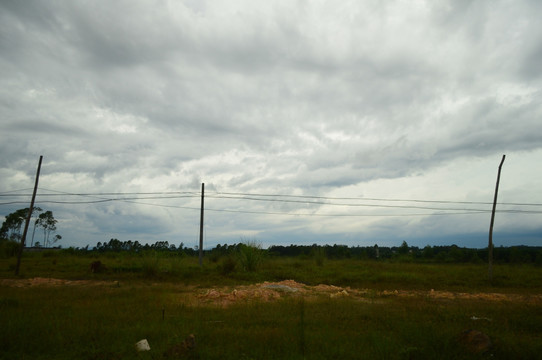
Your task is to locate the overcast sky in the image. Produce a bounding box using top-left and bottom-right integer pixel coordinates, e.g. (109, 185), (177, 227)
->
(1, 0), (541, 250)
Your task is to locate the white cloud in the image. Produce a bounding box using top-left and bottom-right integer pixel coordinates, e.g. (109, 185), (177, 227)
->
(1, 0), (541, 248)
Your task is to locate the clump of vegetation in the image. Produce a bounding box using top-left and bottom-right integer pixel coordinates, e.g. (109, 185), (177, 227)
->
(220, 255), (237, 275)
(90, 260), (106, 273)
(237, 239), (264, 272)
(0, 240), (19, 259)
(311, 246), (326, 267)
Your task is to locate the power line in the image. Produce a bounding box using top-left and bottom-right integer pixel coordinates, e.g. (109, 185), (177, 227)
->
(203, 206), (541, 216)
(206, 194), (491, 212)
(209, 191), (542, 207)
(3, 198), (539, 215)
(206, 194), (542, 213)
(0, 188), (200, 197)
(1, 187), (542, 216)
(2, 189), (541, 207)
(0, 188), (34, 195)
(203, 207), (488, 217)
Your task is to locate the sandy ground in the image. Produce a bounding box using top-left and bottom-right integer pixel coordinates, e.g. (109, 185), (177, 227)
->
(194, 279), (542, 307)
(3, 277), (540, 307)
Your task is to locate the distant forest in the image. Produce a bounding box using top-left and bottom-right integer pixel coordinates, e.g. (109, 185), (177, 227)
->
(62, 238), (542, 264)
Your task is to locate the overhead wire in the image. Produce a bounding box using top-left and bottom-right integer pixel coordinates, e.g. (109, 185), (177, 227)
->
(1, 187), (541, 216)
(2, 189), (542, 206)
(207, 191), (542, 207)
(206, 194), (491, 212)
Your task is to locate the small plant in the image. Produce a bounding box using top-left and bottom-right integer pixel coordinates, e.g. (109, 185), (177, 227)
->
(237, 238), (263, 272)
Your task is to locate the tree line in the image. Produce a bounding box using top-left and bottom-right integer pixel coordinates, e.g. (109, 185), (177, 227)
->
(266, 242), (542, 264)
(94, 238), (197, 256)
(64, 238), (542, 265)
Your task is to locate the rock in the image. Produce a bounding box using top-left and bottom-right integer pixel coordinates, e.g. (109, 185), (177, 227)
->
(458, 329), (492, 353)
(135, 339), (150, 352)
(263, 284), (298, 292)
(470, 315), (492, 322)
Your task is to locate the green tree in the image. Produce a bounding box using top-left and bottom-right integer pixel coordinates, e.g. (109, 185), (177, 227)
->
(398, 241), (410, 255)
(422, 245), (434, 259)
(106, 238), (123, 252)
(52, 234), (62, 246)
(1, 208), (27, 241)
(1, 207), (42, 242)
(30, 207), (43, 246)
(36, 211), (58, 248)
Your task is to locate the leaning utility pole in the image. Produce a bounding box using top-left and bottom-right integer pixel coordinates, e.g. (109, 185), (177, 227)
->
(488, 155), (505, 282)
(199, 182), (204, 266)
(15, 155), (43, 275)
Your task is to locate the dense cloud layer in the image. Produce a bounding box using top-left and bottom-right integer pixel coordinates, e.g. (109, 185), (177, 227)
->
(1, 1), (541, 248)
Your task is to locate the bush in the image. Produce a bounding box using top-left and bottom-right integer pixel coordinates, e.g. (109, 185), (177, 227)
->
(220, 255), (237, 275)
(237, 239), (263, 272)
(209, 252), (221, 263)
(90, 260), (106, 273)
(0, 240), (19, 258)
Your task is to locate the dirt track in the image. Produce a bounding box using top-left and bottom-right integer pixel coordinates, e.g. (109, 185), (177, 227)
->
(2, 278), (541, 306)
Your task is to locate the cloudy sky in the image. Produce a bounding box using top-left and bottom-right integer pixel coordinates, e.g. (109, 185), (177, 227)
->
(1, 0), (541, 249)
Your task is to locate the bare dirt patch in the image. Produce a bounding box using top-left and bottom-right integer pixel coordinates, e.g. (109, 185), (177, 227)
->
(194, 280), (542, 307)
(3, 278), (541, 306)
(195, 280), (328, 307)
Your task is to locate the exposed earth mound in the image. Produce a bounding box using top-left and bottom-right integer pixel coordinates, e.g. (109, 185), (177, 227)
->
(2, 278), (541, 307)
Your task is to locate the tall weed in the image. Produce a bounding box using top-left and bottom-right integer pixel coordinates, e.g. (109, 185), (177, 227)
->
(237, 239), (263, 272)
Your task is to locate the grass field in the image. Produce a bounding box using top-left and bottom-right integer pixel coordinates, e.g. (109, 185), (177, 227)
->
(1, 251), (541, 359)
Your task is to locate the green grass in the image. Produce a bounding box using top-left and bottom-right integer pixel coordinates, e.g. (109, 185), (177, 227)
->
(1, 252), (542, 358)
(2, 252), (542, 292)
(1, 282), (541, 359)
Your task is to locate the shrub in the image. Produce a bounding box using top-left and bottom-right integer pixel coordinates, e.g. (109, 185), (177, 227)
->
(0, 240), (19, 258)
(209, 252), (221, 263)
(90, 260), (106, 273)
(220, 255), (237, 275)
(237, 239), (263, 272)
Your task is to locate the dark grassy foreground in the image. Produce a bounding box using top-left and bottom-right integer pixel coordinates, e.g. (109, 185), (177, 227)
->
(1, 252), (542, 359)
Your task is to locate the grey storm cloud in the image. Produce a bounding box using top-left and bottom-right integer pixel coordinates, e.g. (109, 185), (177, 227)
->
(1, 0), (541, 248)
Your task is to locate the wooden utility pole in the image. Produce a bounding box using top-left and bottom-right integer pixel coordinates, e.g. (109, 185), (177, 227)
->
(199, 182), (204, 266)
(15, 155), (43, 275)
(488, 154), (505, 282)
